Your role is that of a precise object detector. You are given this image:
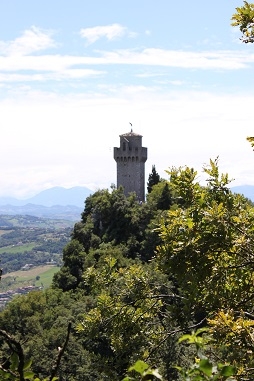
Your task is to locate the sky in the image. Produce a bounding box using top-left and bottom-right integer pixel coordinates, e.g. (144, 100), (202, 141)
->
(0, 0), (254, 198)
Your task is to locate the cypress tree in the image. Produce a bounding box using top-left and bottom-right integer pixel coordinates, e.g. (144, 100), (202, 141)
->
(147, 165), (160, 193)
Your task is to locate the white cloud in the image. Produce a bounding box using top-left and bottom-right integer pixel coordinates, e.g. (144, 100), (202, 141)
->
(99, 48), (252, 69)
(0, 26), (56, 57)
(169, 80), (184, 86)
(0, 69), (105, 82)
(0, 48), (253, 84)
(80, 23), (127, 44)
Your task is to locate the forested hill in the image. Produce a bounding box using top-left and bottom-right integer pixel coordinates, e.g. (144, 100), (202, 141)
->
(0, 160), (253, 380)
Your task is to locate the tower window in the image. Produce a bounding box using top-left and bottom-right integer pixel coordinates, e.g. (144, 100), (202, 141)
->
(123, 142), (126, 151)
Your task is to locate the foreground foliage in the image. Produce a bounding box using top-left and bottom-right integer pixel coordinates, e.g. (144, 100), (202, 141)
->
(1, 158), (254, 379)
(157, 159), (254, 379)
(232, 1), (254, 43)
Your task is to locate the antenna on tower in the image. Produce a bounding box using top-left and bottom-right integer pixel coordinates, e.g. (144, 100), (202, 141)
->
(129, 122), (133, 132)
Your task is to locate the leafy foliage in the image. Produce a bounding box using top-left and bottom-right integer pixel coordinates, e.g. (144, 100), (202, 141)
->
(247, 135), (254, 149)
(123, 360), (162, 381)
(232, 1), (254, 43)
(158, 159), (254, 315)
(157, 158), (254, 378)
(2, 158), (254, 379)
(146, 182), (172, 211)
(0, 288), (97, 380)
(0, 328), (59, 381)
(76, 253), (179, 379)
(53, 186), (171, 291)
(176, 329), (236, 381)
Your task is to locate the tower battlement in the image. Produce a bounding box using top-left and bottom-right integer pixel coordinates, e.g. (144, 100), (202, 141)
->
(114, 130), (148, 201)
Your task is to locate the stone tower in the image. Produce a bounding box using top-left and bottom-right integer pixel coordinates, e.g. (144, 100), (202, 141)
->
(114, 130), (148, 201)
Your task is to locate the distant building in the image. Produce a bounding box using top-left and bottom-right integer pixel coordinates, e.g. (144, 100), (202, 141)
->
(114, 129), (148, 201)
(21, 264), (33, 271)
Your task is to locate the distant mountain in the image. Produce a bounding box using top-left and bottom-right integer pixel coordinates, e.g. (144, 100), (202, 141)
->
(0, 185), (253, 221)
(0, 187), (93, 221)
(0, 204), (83, 221)
(230, 185), (254, 202)
(0, 186), (93, 208)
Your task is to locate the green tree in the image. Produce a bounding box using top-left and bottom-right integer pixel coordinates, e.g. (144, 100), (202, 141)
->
(0, 287), (101, 381)
(52, 239), (86, 291)
(146, 181), (172, 211)
(158, 159), (254, 315)
(3, 158), (253, 380)
(232, 1), (254, 43)
(76, 253), (180, 380)
(53, 185), (167, 285)
(156, 159), (254, 378)
(147, 165), (161, 193)
(80, 187), (142, 248)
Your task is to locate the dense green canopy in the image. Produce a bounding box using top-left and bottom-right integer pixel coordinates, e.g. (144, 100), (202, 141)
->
(0, 158), (254, 380)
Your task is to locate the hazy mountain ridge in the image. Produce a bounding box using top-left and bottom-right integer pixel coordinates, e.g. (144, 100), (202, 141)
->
(0, 204), (83, 221)
(0, 185), (252, 221)
(0, 186), (93, 208)
(0, 187), (93, 221)
(230, 185), (254, 201)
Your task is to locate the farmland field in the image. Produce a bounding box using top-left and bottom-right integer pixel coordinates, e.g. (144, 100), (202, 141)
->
(0, 214), (72, 275)
(1, 265), (59, 290)
(35, 266), (59, 287)
(2, 265), (58, 279)
(0, 243), (36, 254)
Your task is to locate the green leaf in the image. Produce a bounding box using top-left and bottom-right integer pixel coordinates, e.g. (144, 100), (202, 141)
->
(195, 328), (209, 336)
(10, 352), (19, 371)
(178, 334), (193, 343)
(128, 360), (149, 375)
(219, 365), (236, 377)
(0, 369), (11, 379)
(23, 370), (35, 379)
(187, 218), (194, 229)
(23, 358), (32, 371)
(190, 376), (203, 381)
(198, 359), (213, 376)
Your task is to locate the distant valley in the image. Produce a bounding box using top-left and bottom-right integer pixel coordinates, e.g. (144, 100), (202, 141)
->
(0, 214), (73, 303)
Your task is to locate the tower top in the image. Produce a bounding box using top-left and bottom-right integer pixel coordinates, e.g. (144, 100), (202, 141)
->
(120, 130), (143, 138)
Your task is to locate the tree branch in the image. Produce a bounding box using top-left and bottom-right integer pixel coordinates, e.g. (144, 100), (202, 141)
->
(0, 328), (25, 381)
(49, 322), (72, 381)
(145, 318), (207, 361)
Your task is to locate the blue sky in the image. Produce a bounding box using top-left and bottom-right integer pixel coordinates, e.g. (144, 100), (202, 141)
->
(0, 0), (254, 198)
